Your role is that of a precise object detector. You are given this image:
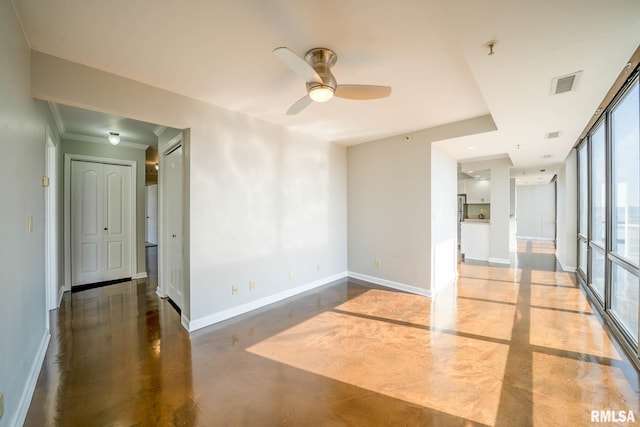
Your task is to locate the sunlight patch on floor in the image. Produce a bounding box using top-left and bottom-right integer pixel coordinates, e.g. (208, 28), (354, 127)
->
(529, 308), (622, 360)
(247, 289), (510, 426)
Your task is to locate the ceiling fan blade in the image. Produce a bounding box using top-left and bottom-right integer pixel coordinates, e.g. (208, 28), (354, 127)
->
(335, 84), (392, 100)
(286, 95), (313, 115)
(273, 47), (322, 84)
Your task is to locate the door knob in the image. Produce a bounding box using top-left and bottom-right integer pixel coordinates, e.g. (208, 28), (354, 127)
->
(172, 234), (177, 238)
(104, 227), (108, 231)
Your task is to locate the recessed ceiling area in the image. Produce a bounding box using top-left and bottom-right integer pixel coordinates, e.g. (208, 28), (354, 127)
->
(13, 0), (640, 181)
(50, 103), (162, 148)
(49, 102), (180, 178)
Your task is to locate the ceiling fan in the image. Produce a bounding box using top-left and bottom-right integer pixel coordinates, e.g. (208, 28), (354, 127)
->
(273, 47), (392, 115)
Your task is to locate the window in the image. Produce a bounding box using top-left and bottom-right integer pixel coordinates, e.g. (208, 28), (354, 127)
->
(590, 248), (605, 300)
(578, 145), (588, 237)
(576, 70), (640, 366)
(577, 144), (588, 276)
(611, 262), (639, 342)
(611, 81), (639, 266)
(590, 123), (606, 247)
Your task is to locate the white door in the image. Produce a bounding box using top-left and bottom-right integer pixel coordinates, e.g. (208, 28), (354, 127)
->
(146, 184), (158, 245)
(71, 161), (132, 286)
(165, 146), (183, 308)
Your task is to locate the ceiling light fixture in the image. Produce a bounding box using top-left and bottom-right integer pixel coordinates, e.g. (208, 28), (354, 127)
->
(467, 146), (476, 150)
(108, 132), (120, 145)
(308, 86), (334, 103)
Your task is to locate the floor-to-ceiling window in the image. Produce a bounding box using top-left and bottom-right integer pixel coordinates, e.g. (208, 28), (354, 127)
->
(609, 79), (640, 343)
(577, 70), (639, 364)
(590, 121), (607, 300)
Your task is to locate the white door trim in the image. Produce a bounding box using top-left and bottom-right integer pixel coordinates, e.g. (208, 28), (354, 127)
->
(64, 154), (137, 290)
(158, 132), (183, 299)
(44, 126), (59, 314)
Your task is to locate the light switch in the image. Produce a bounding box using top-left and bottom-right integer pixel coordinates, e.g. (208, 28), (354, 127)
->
(42, 176), (49, 187)
(28, 216), (33, 233)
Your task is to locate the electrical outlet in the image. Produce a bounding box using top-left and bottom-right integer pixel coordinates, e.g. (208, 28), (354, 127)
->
(375, 259), (381, 268)
(249, 280), (255, 290)
(317, 263), (321, 272)
(232, 285), (238, 295)
(28, 216), (33, 233)
(289, 271), (294, 279)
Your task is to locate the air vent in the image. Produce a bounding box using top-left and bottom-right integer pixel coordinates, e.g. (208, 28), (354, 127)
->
(546, 131), (560, 139)
(555, 75), (575, 93)
(542, 154), (553, 159)
(551, 71), (582, 95)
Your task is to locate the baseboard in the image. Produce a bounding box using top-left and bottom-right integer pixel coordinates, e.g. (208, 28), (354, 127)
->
(489, 257), (511, 265)
(12, 330), (51, 427)
(186, 271), (349, 332)
(155, 287), (164, 299)
(133, 271), (148, 279)
(181, 313), (190, 331)
(516, 235), (555, 241)
(557, 258), (577, 273)
(57, 286), (65, 307)
(347, 271), (432, 297)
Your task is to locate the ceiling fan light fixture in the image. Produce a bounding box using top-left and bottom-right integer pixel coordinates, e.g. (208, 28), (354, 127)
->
(309, 86), (334, 103)
(108, 132), (120, 145)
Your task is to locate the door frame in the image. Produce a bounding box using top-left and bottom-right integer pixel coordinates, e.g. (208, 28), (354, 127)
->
(44, 126), (59, 312)
(64, 154), (137, 291)
(157, 132), (183, 300)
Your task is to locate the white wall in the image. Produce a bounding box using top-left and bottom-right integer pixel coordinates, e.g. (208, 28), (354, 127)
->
(31, 52), (348, 330)
(430, 145), (457, 293)
(516, 183), (556, 240)
(556, 150), (578, 271)
(0, 3), (60, 426)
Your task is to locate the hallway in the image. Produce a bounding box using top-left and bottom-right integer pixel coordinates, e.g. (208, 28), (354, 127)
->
(25, 242), (640, 425)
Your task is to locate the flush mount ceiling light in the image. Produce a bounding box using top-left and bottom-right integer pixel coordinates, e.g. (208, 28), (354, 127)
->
(108, 132), (120, 145)
(309, 85), (335, 103)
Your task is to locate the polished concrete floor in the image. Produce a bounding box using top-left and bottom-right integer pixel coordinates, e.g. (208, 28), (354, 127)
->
(25, 241), (640, 426)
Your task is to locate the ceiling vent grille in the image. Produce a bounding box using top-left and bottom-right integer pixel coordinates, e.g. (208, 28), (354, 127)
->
(546, 131), (560, 139)
(551, 71), (582, 95)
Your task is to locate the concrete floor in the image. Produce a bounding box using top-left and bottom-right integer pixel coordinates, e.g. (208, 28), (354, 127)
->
(25, 241), (640, 426)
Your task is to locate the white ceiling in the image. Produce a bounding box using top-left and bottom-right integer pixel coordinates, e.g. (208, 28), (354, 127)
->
(13, 0), (640, 180)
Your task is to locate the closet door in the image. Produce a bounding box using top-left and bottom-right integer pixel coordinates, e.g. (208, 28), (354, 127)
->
(71, 161), (131, 286)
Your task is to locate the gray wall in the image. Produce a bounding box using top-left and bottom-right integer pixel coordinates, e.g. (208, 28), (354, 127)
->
(0, 2), (60, 425)
(348, 135), (432, 291)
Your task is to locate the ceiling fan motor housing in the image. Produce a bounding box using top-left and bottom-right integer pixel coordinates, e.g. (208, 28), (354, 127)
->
(305, 48), (337, 93)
